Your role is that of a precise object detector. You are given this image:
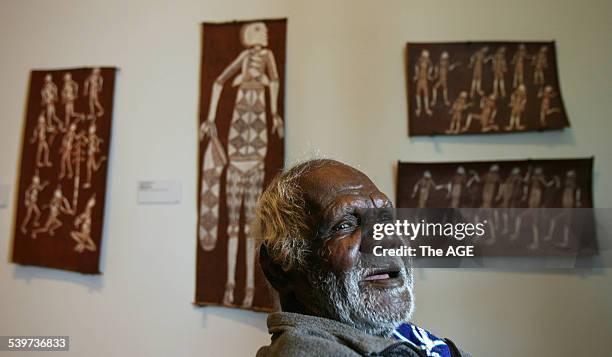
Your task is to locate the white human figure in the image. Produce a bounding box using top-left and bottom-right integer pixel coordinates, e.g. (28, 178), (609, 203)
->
(83, 123), (106, 189)
(544, 170), (581, 248)
(511, 44), (530, 88)
(200, 22), (284, 308)
(446, 91), (472, 134)
(32, 186), (73, 238)
(413, 49), (434, 116)
(411, 171), (444, 208)
(512, 167), (556, 249)
(59, 123), (78, 179)
(20, 173), (49, 233)
(488, 47), (508, 97)
(31, 115), (53, 167)
(62, 72), (84, 128)
(468, 47), (488, 98)
(496, 167), (523, 234)
(505, 84), (527, 131)
(84, 68), (104, 118)
(41, 74), (62, 131)
(538, 85), (560, 126)
(71, 195), (97, 253)
(532, 46), (548, 86)
(462, 94), (499, 132)
(444, 166), (478, 209)
(472, 165), (501, 244)
(430, 51), (459, 106)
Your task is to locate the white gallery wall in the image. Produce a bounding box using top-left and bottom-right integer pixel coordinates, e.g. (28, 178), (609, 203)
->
(0, 0), (610, 356)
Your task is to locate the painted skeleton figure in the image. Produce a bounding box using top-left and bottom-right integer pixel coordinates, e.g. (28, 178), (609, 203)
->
(32, 186), (73, 238)
(446, 91), (472, 134)
(62, 72), (84, 127)
(473, 165), (501, 243)
(71, 195), (97, 253)
(538, 85), (560, 126)
(199, 22), (284, 308)
(84, 68), (104, 118)
(506, 84), (527, 131)
(411, 170), (443, 208)
(413, 50), (434, 116)
(41, 74), (62, 131)
(489, 47), (508, 97)
(444, 166), (478, 209)
(468, 47), (488, 98)
(83, 123), (106, 189)
(512, 167), (556, 249)
(430, 51), (459, 106)
(532, 46), (548, 86)
(462, 94), (499, 132)
(59, 123), (78, 179)
(511, 44), (530, 88)
(544, 170), (581, 248)
(20, 173), (49, 233)
(31, 115), (53, 167)
(496, 167), (523, 234)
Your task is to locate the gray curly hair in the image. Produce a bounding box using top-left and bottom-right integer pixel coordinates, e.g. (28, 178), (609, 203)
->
(254, 159), (332, 271)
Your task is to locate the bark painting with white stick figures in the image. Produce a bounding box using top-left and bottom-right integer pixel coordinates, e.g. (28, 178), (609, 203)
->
(13, 67), (116, 274)
(196, 19), (286, 312)
(396, 159), (596, 256)
(406, 41), (570, 136)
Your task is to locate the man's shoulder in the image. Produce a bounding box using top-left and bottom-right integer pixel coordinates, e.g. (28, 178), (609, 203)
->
(256, 326), (359, 357)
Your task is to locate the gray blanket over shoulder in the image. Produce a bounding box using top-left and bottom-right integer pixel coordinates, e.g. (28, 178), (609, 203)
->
(256, 312), (471, 357)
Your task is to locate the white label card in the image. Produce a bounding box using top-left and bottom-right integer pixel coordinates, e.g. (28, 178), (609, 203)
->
(138, 180), (181, 204)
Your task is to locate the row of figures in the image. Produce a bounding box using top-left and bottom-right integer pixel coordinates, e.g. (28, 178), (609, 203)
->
(21, 177), (97, 253)
(413, 45), (560, 133)
(411, 165), (582, 250)
(21, 68), (107, 253)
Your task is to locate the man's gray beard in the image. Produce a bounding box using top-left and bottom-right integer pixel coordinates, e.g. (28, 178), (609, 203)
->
(307, 260), (415, 337)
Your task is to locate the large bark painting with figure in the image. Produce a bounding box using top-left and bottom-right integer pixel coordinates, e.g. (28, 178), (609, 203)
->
(196, 19), (286, 311)
(396, 158), (596, 256)
(406, 41), (570, 136)
(12, 67), (116, 274)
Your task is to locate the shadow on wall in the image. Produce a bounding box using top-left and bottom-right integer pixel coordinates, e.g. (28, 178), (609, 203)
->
(197, 305), (268, 332)
(12, 265), (104, 292)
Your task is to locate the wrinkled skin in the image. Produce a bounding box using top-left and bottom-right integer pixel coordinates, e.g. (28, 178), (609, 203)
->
(260, 160), (414, 336)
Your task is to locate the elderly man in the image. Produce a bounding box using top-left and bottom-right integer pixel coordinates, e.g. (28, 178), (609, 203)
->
(255, 159), (470, 357)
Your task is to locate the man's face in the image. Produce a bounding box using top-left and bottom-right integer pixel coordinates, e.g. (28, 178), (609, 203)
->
(295, 162), (414, 336)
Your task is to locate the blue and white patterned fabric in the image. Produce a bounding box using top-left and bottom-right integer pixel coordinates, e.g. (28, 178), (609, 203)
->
(392, 323), (451, 357)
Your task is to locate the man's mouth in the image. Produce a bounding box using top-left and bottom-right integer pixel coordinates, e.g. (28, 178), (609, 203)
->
(362, 268), (403, 287)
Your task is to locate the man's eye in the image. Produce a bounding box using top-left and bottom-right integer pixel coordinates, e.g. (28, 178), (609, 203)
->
(333, 220), (356, 233)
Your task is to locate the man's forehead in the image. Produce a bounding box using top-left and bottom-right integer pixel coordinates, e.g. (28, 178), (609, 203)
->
(299, 162), (380, 207)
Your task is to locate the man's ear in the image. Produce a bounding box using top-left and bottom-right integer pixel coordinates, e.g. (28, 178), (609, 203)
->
(259, 245), (292, 294)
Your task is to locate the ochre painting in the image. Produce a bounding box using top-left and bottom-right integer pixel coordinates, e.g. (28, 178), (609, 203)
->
(407, 42), (570, 136)
(13, 67), (116, 274)
(196, 19), (286, 311)
(396, 158), (595, 256)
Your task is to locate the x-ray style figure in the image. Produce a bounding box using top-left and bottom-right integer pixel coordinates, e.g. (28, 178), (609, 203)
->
(532, 46), (548, 86)
(32, 186), (73, 238)
(200, 22), (284, 308)
(506, 84), (527, 131)
(511, 44), (530, 88)
(62, 72), (84, 127)
(544, 170), (581, 248)
(462, 94), (499, 132)
(430, 51), (460, 106)
(20, 173), (49, 234)
(83, 123), (106, 189)
(496, 167), (524, 234)
(512, 167), (556, 249)
(71, 195), (97, 253)
(473, 165), (501, 244)
(84, 68), (104, 118)
(59, 123), (78, 179)
(468, 47), (489, 98)
(31, 115), (53, 167)
(488, 47), (508, 97)
(443, 166), (478, 209)
(413, 49), (434, 116)
(446, 91), (472, 134)
(41, 74), (62, 131)
(411, 171), (444, 208)
(538, 85), (560, 126)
